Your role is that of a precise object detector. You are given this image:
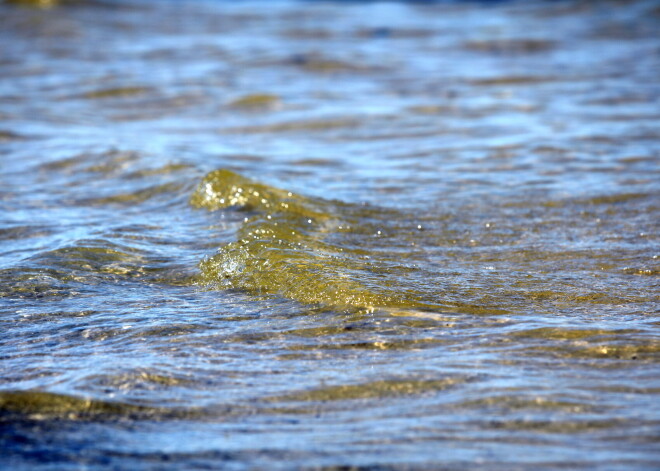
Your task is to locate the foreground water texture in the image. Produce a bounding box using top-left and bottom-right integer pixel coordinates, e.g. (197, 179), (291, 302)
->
(1, 0), (659, 469)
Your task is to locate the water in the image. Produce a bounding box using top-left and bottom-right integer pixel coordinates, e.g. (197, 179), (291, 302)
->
(1, 0), (659, 469)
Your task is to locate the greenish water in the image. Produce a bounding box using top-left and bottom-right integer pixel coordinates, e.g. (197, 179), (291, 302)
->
(1, 0), (659, 469)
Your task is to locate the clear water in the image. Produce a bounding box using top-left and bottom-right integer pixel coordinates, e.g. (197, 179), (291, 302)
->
(1, 0), (659, 469)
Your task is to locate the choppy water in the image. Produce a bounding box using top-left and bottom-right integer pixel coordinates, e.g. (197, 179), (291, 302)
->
(1, 0), (659, 469)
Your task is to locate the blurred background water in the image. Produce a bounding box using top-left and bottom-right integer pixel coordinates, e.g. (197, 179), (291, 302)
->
(0, 0), (659, 469)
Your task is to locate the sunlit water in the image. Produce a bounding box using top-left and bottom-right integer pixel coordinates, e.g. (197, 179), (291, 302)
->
(1, 0), (659, 469)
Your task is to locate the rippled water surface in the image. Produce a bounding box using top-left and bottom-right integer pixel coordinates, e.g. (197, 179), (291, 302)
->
(1, 0), (659, 469)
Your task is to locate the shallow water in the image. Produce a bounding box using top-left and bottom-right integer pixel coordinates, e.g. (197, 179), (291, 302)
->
(1, 0), (659, 469)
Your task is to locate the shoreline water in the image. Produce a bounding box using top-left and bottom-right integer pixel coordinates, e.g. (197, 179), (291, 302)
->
(1, 1), (658, 469)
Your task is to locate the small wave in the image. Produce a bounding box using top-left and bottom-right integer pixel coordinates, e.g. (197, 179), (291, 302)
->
(191, 169), (434, 312)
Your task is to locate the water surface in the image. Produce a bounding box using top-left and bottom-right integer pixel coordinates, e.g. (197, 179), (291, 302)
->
(1, 0), (659, 469)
